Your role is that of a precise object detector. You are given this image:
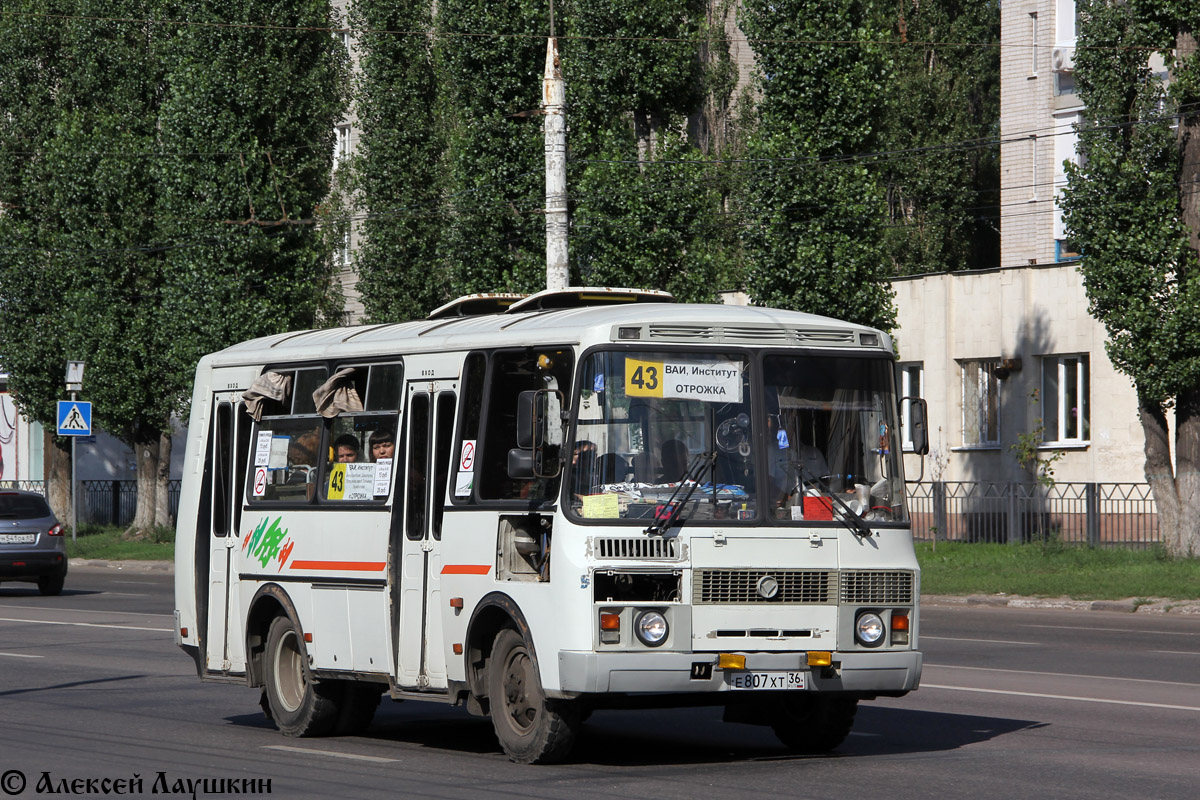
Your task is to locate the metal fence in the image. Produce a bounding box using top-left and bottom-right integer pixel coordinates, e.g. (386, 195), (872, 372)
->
(0, 480), (181, 527)
(907, 481), (1159, 548)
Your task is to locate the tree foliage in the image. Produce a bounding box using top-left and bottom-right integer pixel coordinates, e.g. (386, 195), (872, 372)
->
(878, 0), (1000, 275)
(0, 0), (347, 530)
(738, 0), (897, 332)
(1061, 0), (1200, 556)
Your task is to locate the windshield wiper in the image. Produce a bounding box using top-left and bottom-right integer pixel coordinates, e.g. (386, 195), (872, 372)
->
(644, 452), (716, 537)
(795, 465), (873, 538)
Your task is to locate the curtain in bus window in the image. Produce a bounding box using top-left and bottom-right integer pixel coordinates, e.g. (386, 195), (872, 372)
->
(313, 367), (364, 418)
(242, 371), (292, 421)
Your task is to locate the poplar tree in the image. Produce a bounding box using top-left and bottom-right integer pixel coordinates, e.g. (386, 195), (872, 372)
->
(1061, 0), (1200, 556)
(0, 1), (347, 534)
(737, 0), (897, 332)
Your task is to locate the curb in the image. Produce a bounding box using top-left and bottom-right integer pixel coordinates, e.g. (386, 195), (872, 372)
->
(68, 559), (174, 573)
(922, 593), (1200, 615)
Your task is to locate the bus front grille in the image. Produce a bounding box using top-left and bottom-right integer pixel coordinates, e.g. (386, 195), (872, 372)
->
(693, 569), (837, 604)
(839, 570), (915, 604)
(595, 537), (680, 560)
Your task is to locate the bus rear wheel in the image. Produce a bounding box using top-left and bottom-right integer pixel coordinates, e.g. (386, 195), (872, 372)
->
(770, 695), (858, 753)
(263, 615), (339, 737)
(487, 628), (579, 764)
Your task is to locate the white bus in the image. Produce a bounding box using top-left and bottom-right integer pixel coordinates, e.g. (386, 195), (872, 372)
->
(174, 287), (929, 764)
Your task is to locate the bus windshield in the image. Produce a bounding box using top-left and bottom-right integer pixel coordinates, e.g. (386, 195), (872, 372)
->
(568, 350), (907, 525)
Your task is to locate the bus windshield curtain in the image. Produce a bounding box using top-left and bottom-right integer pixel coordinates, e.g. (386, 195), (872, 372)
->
(242, 371), (292, 421)
(313, 367), (364, 418)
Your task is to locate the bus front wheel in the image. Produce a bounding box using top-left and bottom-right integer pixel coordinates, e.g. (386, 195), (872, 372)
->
(487, 628), (579, 764)
(770, 695), (858, 753)
(263, 615), (339, 737)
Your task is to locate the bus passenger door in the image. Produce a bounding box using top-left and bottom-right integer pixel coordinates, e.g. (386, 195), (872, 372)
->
(203, 397), (250, 674)
(396, 381), (458, 690)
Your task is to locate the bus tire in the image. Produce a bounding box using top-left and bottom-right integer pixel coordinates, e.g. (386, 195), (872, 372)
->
(770, 695), (858, 753)
(487, 628), (579, 764)
(263, 615), (339, 737)
(334, 682), (383, 735)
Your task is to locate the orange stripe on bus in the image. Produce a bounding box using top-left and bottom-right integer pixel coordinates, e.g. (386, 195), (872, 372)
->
(441, 564), (492, 575)
(289, 561), (386, 572)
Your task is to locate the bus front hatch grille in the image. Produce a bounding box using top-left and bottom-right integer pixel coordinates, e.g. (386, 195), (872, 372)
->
(839, 570), (915, 604)
(693, 569), (837, 604)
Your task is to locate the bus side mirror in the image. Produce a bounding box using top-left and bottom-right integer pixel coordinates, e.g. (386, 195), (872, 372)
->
(511, 390), (564, 479)
(906, 397), (929, 456)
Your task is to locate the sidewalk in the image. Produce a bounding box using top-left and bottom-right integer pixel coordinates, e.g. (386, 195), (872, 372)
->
(70, 559), (1200, 615)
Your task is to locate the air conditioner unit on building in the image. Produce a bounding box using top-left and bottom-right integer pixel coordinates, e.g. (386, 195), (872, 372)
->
(1052, 46), (1075, 72)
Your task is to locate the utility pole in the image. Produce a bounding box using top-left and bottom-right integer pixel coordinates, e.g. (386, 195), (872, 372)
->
(543, 1), (568, 291)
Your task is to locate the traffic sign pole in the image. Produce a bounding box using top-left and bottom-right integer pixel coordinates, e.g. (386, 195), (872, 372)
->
(71, 391), (77, 542)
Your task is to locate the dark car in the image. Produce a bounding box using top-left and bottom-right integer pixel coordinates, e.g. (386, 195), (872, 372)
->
(0, 490), (68, 595)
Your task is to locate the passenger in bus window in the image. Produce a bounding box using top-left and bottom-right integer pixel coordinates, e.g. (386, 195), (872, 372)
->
(334, 433), (361, 463)
(369, 428), (395, 461)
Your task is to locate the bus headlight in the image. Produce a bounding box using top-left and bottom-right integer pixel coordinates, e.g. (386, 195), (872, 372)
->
(634, 611), (668, 647)
(855, 612), (885, 647)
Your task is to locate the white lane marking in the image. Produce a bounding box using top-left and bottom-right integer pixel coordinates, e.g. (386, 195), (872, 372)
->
(928, 662), (1200, 688)
(0, 604), (172, 618)
(263, 746), (398, 764)
(1021, 624), (1200, 637)
(923, 684), (1200, 712)
(922, 635), (1040, 646)
(1154, 650), (1200, 656)
(0, 652), (44, 659)
(111, 581), (156, 585)
(0, 617), (171, 633)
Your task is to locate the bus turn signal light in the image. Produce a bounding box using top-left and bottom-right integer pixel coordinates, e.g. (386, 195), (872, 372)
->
(807, 651), (833, 667)
(891, 613), (909, 630)
(718, 654), (746, 670)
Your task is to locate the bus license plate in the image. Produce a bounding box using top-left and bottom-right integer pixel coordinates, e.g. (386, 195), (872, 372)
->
(726, 671), (806, 690)
(0, 534), (35, 544)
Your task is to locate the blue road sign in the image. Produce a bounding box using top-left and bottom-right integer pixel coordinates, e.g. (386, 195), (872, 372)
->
(57, 400), (92, 436)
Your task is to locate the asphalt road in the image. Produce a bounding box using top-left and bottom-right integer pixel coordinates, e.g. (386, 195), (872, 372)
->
(1, 566), (1198, 799)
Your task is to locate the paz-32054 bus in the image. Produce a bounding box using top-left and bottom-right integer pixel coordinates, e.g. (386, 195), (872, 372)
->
(174, 287), (929, 764)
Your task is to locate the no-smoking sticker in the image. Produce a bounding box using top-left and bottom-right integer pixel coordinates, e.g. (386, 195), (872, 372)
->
(252, 467), (268, 497)
(460, 440), (476, 471)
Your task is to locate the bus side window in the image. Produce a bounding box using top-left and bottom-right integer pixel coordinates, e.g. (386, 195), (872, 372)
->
(450, 352), (486, 505)
(476, 347), (573, 503)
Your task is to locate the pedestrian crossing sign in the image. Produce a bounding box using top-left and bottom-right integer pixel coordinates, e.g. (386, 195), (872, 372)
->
(57, 400), (92, 436)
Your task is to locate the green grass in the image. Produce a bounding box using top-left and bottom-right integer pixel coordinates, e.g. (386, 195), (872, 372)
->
(66, 524), (175, 562)
(917, 541), (1200, 600)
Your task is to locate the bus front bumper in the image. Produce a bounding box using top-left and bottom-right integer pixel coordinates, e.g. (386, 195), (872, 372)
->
(556, 649), (922, 696)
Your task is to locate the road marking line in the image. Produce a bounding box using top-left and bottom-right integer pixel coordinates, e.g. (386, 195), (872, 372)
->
(0, 604), (172, 618)
(922, 635), (1040, 646)
(927, 662), (1200, 688)
(923, 683), (1200, 712)
(263, 746), (398, 763)
(1154, 650), (1200, 657)
(0, 652), (43, 659)
(0, 617), (171, 633)
(1020, 624), (1200, 637)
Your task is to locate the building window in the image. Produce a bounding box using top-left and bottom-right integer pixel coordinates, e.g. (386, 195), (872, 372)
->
(962, 360), (1000, 446)
(899, 363), (924, 452)
(338, 229), (351, 267)
(1042, 355), (1089, 443)
(1030, 12), (1039, 76)
(1053, 111), (1082, 245)
(335, 124), (351, 165)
